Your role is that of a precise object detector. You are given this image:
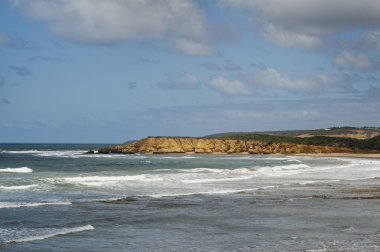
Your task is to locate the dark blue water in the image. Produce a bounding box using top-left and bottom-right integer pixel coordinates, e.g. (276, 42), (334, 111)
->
(1, 144), (380, 251)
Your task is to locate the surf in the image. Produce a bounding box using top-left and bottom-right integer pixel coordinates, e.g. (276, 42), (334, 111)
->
(0, 167), (33, 173)
(1, 225), (94, 243)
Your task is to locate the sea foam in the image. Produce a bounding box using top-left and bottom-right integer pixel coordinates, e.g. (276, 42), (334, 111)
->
(181, 175), (256, 183)
(0, 184), (38, 190)
(48, 174), (163, 187)
(0, 167), (33, 173)
(0, 225), (94, 243)
(1, 150), (40, 154)
(0, 202), (72, 209)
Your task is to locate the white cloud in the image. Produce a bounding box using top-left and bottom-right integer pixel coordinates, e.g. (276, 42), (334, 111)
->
(225, 0), (380, 49)
(12, 0), (216, 55)
(200, 60), (241, 71)
(333, 51), (378, 71)
(363, 31), (380, 51)
(209, 66), (353, 96)
(209, 76), (251, 96)
(247, 67), (343, 92)
(226, 0), (380, 32)
(174, 38), (217, 56)
(158, 72), (200, 90)
(262, 23), (322, 49)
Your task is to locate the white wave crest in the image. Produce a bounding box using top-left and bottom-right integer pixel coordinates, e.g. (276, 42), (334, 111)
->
(48, 174), (163, 186)
(258, 163), (310, 176)
(1, 150), (40, 154)
(0, 202), (71, 209)
(159, 156), (199, 159)
(35, 150), (86, 158)
(275, 163), (310, 170)
(182, 175), (256, 184)
(0, 184), (38, 190)
(1, 149), (98, 158)
(160, 167), (256, 174)
(2, 149), (150, 159)
(178, 168), (227, 173)
(0, 167), (33, 173)
(1, 224), (94, 243)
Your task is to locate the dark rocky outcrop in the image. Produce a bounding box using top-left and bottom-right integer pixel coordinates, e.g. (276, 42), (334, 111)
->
(99, 197), (137, 204)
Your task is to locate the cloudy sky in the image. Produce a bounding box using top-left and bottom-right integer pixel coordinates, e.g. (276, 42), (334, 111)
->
(1, 0), (380, 143)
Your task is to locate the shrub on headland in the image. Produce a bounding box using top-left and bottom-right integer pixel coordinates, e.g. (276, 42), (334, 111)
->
(214, 134), (380, 151)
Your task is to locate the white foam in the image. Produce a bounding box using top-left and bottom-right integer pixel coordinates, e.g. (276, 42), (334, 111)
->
(163, 167), (256, 174)
(84, 154), (138, 158)
(35, 150), (86, 158)
(0, 202), (72, 209)
(285, 157), (302, 163)
(48, 174), (163, 186)
(148, 188), (253, 198)
(0, 184), (38, 190)
(4, 150), (150, 159)
(1, 224), (94, 243)
(258, 163), (310, 176)
(0, 167), (33, 173)
(278, 163), (309, 170)
(1, 150), (40, 154)
(342, 226), (356, 233)
(159, 156), (199, 159)
(182, 175), (256, 184)
(2, 149), (105, 158)
(178, 168), (227, 173)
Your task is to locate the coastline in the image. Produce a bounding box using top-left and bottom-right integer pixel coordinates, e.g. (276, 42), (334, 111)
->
(2, 143), (380, 251)
(94, 150), (380, 159)
(293, 152), (380, 159)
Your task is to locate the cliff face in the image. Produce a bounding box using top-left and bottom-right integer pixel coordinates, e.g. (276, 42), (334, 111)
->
(98, 137), (353, 154)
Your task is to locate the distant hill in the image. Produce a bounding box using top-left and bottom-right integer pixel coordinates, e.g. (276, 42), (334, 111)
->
(204, 127), (380, 151)
(205, 127), (380, 140)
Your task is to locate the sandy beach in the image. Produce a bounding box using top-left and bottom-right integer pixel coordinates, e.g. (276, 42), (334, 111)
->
(293, 153), (380, 159)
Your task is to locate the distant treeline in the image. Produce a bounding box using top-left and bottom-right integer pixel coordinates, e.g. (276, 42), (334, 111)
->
(205, 126), (380, 138)
(210, 134), (380, 151)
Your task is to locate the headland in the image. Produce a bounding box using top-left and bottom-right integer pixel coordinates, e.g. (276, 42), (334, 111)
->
(98, 127), (380, 156)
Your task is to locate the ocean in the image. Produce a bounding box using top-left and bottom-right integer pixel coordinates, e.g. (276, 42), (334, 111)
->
(0, 143), (380, 251)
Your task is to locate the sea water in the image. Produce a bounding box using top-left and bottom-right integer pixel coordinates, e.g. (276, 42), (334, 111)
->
(0, 143), (380, 251)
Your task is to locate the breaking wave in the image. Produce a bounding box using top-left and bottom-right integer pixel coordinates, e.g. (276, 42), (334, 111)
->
(0, 225), (94, 243)
(0, 202), (72, 209)
(0, 167), (33, 173)
(46, 174), (163, 187)
(0, 184), (38, 190)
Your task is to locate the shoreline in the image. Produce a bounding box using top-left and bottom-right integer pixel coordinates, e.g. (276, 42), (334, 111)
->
(293, 153), (380, 159)
(93, 151), (380, 159)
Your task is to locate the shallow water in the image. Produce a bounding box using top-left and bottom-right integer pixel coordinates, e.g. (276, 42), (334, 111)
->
(0, 144), (380, 251)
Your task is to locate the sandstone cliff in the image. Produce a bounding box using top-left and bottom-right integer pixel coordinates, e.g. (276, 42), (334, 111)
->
(98, 137), (354, 154)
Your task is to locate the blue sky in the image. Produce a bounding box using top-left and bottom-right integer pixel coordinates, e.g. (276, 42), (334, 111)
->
(1, 0), (380, 143)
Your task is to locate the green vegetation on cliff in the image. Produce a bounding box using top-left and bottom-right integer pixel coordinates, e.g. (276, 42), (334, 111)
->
(209, 134), (380, 151)
(205, 126), (380, 139)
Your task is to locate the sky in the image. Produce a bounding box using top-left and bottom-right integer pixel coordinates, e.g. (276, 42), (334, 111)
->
(1, 0), (380, 143)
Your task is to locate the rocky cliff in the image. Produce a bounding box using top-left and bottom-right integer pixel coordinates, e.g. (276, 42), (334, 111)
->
(98, 137), (354, 154)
